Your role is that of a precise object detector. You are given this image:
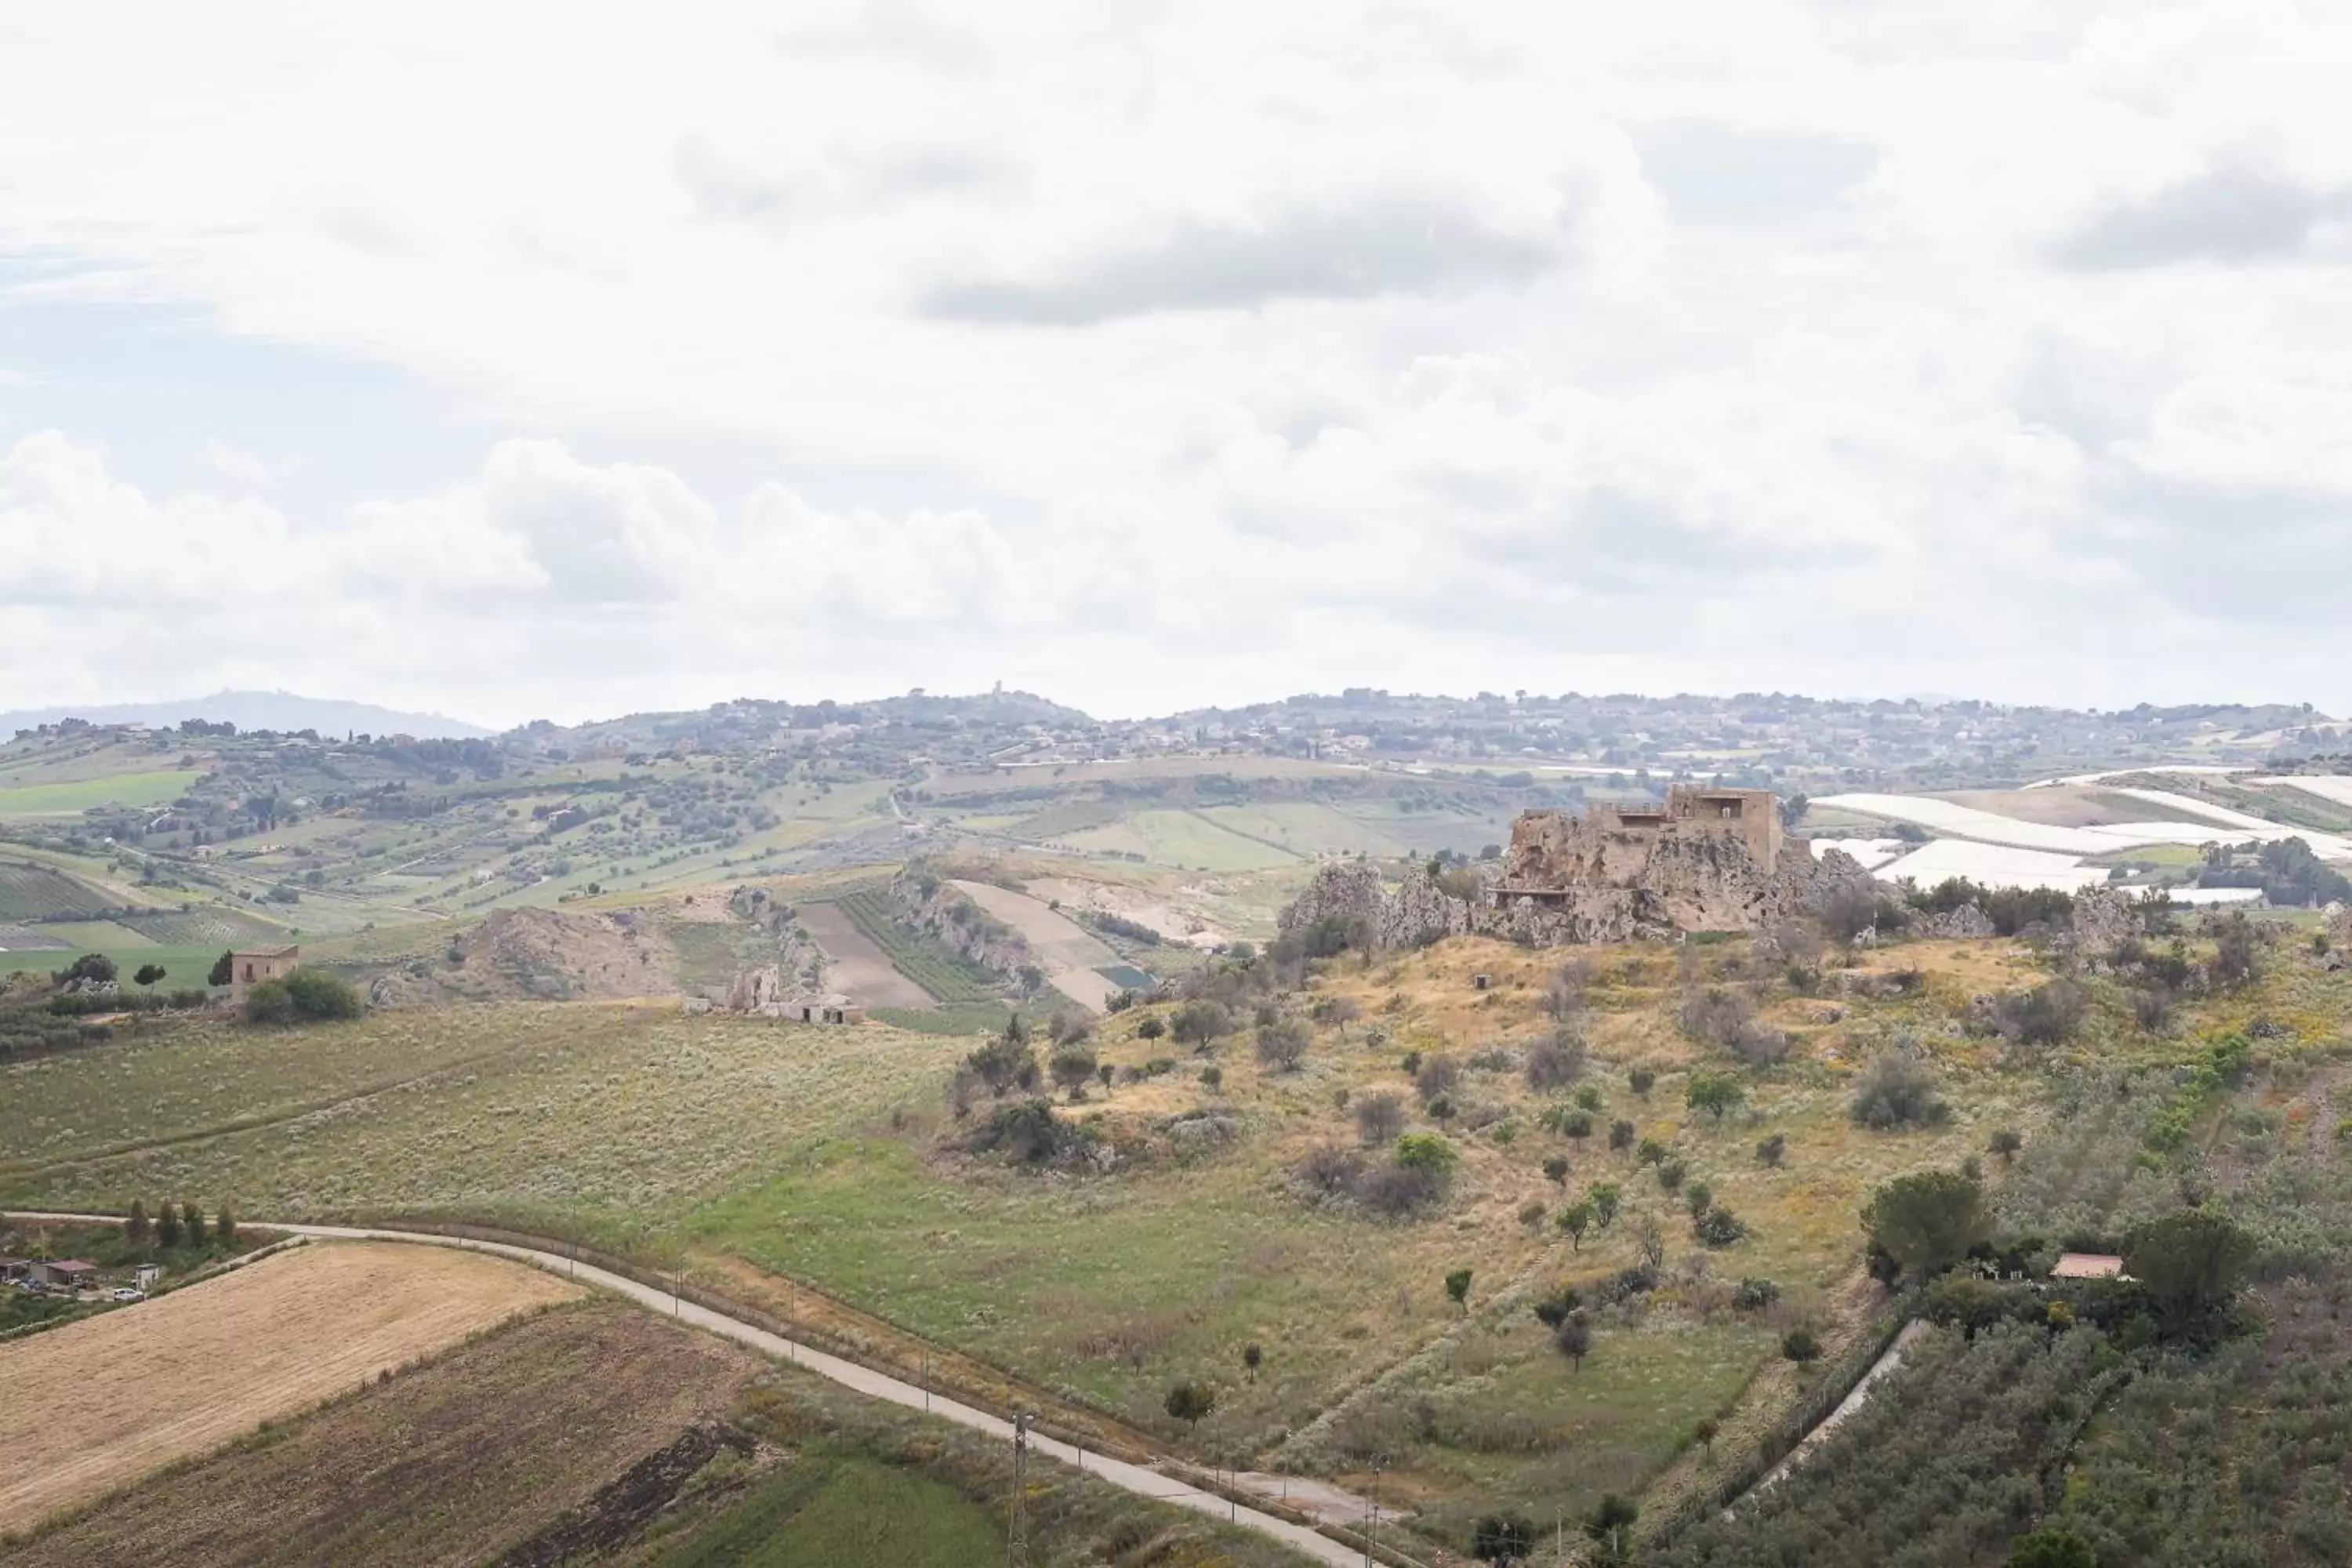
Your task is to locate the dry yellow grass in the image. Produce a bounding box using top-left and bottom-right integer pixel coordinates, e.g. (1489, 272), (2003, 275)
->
(0, 1241), (579, 1533)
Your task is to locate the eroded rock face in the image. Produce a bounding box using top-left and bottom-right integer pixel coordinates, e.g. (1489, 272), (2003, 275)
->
(2072, 887), (2137, 954)
(1281, 813), (1838, 949)
(1919, 903), (1997, 939)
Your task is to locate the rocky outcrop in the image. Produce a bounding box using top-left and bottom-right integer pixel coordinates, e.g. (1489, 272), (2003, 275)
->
(893, 869), (1033, 980)
(1918, 902), (1996, 939)
(1282, 833), (1846, 951)
(2071, 886), (2137, 956)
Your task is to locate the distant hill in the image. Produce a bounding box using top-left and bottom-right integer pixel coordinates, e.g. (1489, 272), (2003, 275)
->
(0, 691), (491, 740)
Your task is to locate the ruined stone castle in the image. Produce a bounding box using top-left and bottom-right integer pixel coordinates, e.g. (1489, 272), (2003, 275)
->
(1282, 786), (1853, 948)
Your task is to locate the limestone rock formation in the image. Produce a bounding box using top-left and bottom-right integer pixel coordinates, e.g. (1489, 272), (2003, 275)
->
(1281, 796), (1842, 949)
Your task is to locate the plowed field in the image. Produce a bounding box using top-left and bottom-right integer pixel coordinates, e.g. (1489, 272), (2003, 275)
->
(0, 1241), (579, 1532)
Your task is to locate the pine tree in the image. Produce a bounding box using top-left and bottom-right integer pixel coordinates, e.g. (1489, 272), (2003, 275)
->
(181, 1202), (207, 1247)
(127, 1198), (150, 1243)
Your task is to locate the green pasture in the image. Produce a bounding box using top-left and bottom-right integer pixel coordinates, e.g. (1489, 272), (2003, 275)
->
(0, 768), (203, 817)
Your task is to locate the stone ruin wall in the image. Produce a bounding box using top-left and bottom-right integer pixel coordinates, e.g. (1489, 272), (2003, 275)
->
(1279, 797), (1866, 950)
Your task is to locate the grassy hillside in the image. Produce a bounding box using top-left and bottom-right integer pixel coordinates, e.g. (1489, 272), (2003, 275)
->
(6, 896), (2344, 1560)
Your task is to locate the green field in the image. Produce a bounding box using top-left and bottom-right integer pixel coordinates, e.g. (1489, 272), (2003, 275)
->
(634, 1450), (1000, 1567)
(0, 941), (228, 985)
(1131, 808), (1302, 870)
(0, 1004), (967, 1250)
(0, 768), (202, 818)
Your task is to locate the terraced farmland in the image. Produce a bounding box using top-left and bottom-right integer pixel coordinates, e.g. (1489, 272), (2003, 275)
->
(0, 862), (117, 922)
(828, 887), (998, 1004)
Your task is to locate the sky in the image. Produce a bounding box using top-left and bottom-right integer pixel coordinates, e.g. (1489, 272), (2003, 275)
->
(4, 1), (2350, 728)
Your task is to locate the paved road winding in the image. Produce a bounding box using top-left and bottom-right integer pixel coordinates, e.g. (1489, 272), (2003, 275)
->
(2, 1213), (1362, 1567)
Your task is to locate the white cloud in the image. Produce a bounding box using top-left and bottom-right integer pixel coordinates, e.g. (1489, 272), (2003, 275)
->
(2, 2), (2350, 720)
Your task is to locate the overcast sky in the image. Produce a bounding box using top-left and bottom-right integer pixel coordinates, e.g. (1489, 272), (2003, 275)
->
(5, 2), (2350, 728)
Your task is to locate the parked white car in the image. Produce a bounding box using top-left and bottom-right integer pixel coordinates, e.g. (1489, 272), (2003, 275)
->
(109, 1287), (146, 1303)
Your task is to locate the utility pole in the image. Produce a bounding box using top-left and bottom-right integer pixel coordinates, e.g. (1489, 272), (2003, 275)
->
(1007, 1410), (1030, 1568)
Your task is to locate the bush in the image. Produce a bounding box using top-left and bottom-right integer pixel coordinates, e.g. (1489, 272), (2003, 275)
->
(1686, 1071), (1745, 1120)
(241, 978), (297, 1025)
(967, 1098), (1072, 1164)
(1733, 1276), (1780, 1310)
(1995, 981), (2085, 1047)
(1756, 1133), (1787, 1167)
(1693, 1207), (1749, 1247)
(1849, 1051), (1950, 1130)
(1679, 985), (1788, 1063)
(1254, 1018), (1310, 1072)
(964, 1030), (1040, 1095)
(1354, 1091), (1406, 1145)
(1781, 1327), (1822, 1366)
(1414, 1052), (1462, 1104)
(1608, 1119), (1636, 1152)
(1171, 999), (1230, 1048)
(1525, 1027), (1587, 1090)
(283, 968), (361, 1020)
(1049, 1043), (1099, 1098)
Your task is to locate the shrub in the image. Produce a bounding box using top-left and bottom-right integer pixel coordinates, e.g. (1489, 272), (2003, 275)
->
(1656, 1157), (1687, 1192)
(1781, 1327), (1822, 1366)
(1518, 1199), (1548, 1229)
(1525, 1027), (1587, 1090)
(967, 1098), (1071, 1164)
(1049, 1043), (1099, 1098)
(1756, 1133), (1787, 1167)
(1354, 1091), (1406, 1145)
(1254, 1018), (1310, 1072)
(1200, 1064), (1222, 1091)
(1733, 1276), (1780, 1310)
(1636, 1137), (1668, 1167)
(241, 978), (297, 1025)
(1987, 1128), (2023, 1161)
(964, 1031), (1040, 1096)
(1298, 1142), (1365, 1200)
(1554, 1312), (1593, 1371)
(1472, 1514), (1537, 1565)
(1356, 1158), (1447, 1218)
(1608, 1118), (1636, 1152)
(1686, 1071), (1745, 1120)
(1693, 1207), (1748, 1247)
(1171, 999), (1230, 1048)
(1164, 1381), (1216, 1431)
(1849, 1051), (1950, 1130)
(1995, 982), (2085, 1047)
(1135, 1014), (1167, 1040)
(1396, 1131), (1457, 1174)
(1414, 1052), (1461, 1103)
(1628, 1065), (1657, 1096)
(53, 952), (117, 986)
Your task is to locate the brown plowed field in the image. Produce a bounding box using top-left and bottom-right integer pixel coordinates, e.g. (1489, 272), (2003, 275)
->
(793, 900), (935, 1007)
(0, 1241), (579, 1534)
(0, 1300), (766, 1566)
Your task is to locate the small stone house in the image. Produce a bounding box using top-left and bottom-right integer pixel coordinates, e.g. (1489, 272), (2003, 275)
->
(227, 945), (301, 1004)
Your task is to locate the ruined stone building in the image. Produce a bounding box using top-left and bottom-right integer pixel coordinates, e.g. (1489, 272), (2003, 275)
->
(1281, 786), (1845, 949)
(1492, 786), (1784, 906)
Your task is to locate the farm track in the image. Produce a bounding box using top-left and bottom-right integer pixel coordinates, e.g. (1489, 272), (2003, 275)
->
(0, 1037), (547, 1185)
(2, 1212), (1374, 1568)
